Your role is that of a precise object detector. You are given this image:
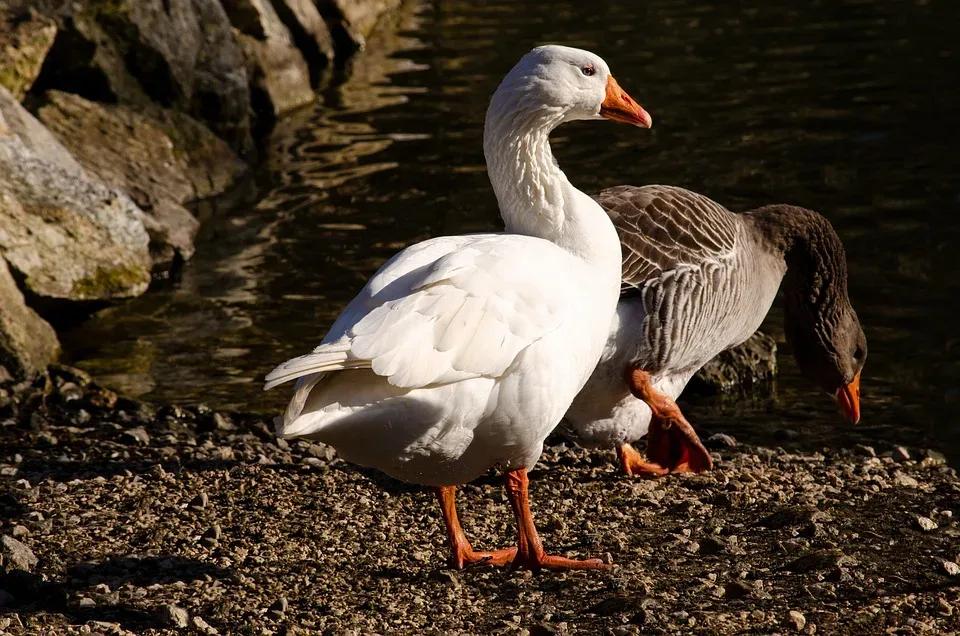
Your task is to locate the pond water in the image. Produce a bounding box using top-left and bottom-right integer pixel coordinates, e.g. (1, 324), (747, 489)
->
(61, 0), (960, 461)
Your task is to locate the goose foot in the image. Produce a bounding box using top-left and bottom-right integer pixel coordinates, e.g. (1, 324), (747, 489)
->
(504, 469), (612, 571)
(436, 486), (516, 569)
(625, 366), (714, 475)
(616, 443), (670, 478)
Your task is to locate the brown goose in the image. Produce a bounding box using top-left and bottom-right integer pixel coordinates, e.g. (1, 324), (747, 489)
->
(562, 185), (867, 476)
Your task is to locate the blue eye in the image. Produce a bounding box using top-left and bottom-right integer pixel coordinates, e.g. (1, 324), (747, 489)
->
(581, 65), (595, 76)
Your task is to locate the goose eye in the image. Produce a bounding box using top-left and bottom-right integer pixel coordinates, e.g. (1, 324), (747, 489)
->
(853, 346), (865, 362)
(581, 65), (595, 77)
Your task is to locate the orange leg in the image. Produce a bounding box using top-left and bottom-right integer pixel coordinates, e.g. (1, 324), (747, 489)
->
(503, 469), (611, 571)
(621, 366), (713, 476)
(436, 486), (516, 569)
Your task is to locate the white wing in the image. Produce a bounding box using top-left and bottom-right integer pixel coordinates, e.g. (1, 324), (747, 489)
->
(264, 234), (569, 390)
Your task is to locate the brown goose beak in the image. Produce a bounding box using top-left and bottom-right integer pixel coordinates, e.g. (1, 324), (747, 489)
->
(836, 371), (861, 424)
(600, 75), (652, 128)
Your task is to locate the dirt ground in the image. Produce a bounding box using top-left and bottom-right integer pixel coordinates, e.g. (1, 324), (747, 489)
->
(1, 367), (958, 635)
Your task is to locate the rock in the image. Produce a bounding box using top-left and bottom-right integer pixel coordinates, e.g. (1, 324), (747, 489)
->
(855, 444), (876, 457)
(894, 473), (919, 488)
(190, 492), (209, 509)
(0, 255), (59, 378)
(269, 597), (288, 613)
(0, 7), (57, 100)
(273, 0), (335, 85)
(317, 0), (401, 53)
(705, 433), (738, 449)
(0, 89), (151, 301)
(687, 331), (777, 395)
(914, 515), (938, 532)
(33, 0), (253, 154)
(892, 446), (911, 462)
(222, 0), (315, 120)
(122, 426), (150, 446)
(1, 535), (37, 572)
(191, 616), (219, 635)
(0, 85), (84, 175)
(36, 90), (247, 268)
(699, 536), (728, 555)
(942, 560), (960, 577)
(787, 610), (806, 631)
(758, 505), (821, 529)
(202, 524), (222, 541)
(159, 603), (189, 628)
(784, 549), (847, 573)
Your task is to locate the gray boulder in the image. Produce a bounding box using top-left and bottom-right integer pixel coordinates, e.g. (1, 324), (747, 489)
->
(36, 90), (247, 268)
(318, 0), (401, 53)
(688, 331), (778, 396)
(273, 0), (336, 85)
(0, 88), (151, 301)
(33, 0), (253, 153)
(1, 535), (38, 573)
(0, 6), (58, 100)
(0, 255), (59, 378)
(222, 0), (316, 119)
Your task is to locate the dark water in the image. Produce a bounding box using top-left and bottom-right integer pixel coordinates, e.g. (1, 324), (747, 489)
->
(62, 0), (960, 460)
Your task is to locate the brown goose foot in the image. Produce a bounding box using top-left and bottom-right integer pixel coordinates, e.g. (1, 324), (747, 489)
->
(626, 366), (714, 474)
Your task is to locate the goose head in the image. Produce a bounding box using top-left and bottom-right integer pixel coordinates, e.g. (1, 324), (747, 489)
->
(486, 45), (652, 133)
(773, 207), (867, 424)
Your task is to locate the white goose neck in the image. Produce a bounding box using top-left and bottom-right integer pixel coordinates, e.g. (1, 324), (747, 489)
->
(483, 102), (620, 267)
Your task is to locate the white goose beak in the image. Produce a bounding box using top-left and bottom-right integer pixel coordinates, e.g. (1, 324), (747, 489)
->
(600, 75), (652, 128)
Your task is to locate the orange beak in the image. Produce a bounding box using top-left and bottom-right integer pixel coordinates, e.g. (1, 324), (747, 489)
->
(836, 371), (861, 424)
(600, 75), (652, 128)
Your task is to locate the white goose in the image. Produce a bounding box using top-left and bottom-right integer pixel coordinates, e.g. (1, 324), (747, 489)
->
(264, 45), (651, 570)
(562, 185), (867, 476)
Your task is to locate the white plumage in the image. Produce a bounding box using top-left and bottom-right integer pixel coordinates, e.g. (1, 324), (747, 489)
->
(264, 45), (652, 570)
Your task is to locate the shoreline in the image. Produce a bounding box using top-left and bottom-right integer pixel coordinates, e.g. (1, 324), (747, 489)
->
(1, 367), (958, 634)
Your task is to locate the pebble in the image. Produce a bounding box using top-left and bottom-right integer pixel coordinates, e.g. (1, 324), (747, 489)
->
(122, 427), (151, 446)
(942, 560), (960, 576)
(892, 446), (911, 462)
(705, 433), (738, 448)
(269, 597), (289, 613)
(78, 597), (96, 607)
(855, 444), (876, 457)
(191, 492), (210, 510)
(893, 473), (919, 488)
(1, 535), (38, 573)
(788, 610), (806, 631)
(191, 616), (219, 635)
(915, 516), (938, 532)
(213, 413), (235, 431)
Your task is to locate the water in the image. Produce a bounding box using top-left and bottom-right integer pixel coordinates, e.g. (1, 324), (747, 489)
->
(62, 0), (960, 460)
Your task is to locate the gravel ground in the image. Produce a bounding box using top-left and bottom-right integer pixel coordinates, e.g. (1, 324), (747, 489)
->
(1, 367), (959, 635)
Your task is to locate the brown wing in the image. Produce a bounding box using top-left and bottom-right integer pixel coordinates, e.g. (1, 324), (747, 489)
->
(595, 185), (740, 293)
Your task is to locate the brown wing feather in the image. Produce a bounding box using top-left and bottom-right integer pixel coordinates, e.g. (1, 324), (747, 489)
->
(595, 185), (740, 293)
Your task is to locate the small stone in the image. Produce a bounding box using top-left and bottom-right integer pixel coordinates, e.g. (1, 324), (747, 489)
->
(190, 493), (209, 510)
(724, 580), (752, 599)
(269, 597), (288, 613)
(941, 560), (960, 576)
(1, 535), (38, 572)
(36, 431), (58, 446)
(78, 597), (96, 607)
(915, 516), (938, 532)
(758, 506), (819, 529)
(924, 449), (947, 465)
(59, 382), (83, 402)
(784, 549), (846, 573)
(892, 446), (911, 462)
(774, 428), (799, 441)
(705, 433), (738, 448)
(203, 525), (222, 541)
(11, 526), (28, 538)
(893, 473), (919, 488)
(699, 536), (728, 555)
(191, 616), (218, 635)
(159, 604), (189, 628)
(788, 610), (806, 631)
(122, 427), (150, 446)
(212, 413), (235, 431)
(855, 444), (876, 457)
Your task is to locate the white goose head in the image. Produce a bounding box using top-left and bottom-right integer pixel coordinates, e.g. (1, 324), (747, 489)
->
(484, 46), (651, 257)
(487, 45), (652, 130)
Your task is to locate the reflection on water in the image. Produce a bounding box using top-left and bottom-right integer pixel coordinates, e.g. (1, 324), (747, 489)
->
(63, 0), (960, 460)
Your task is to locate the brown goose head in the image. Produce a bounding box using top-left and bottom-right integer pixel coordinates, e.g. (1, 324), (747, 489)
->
(751, 205), (867, 423)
